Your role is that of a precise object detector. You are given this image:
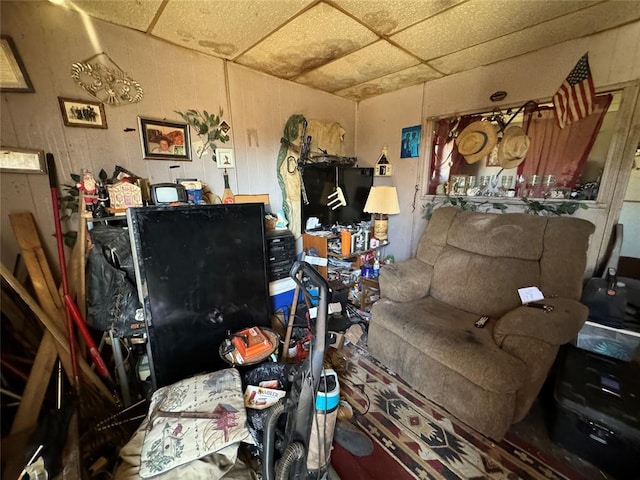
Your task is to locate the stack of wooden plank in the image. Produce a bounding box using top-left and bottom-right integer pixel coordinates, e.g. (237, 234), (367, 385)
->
(1, 211), (118, 478)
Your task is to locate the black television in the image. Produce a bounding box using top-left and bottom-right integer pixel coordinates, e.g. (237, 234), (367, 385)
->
(127, 203), (270, 388)
(302, 165), (373, 228)
(340, 167), (374, 225)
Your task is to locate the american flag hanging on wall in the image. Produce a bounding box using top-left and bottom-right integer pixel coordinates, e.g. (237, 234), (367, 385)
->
(552, 53), (596, 129)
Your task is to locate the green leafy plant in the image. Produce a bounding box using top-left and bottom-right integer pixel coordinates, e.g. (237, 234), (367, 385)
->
(59, 172), (81, 220)
(422, 195), (586, 220)
(520, 197), (588, 216)
(175, 108), (229, 161)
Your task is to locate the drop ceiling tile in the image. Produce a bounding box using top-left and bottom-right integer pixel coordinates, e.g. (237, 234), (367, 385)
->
(391, 0), (601, 60)
(66, 0), (164, 31)
(335, 63), (442, 101)
(333, 0), (464, 36)
(236, 2), (378, 79)
(430, 1), (640, 75)
(295, 40), (419, 92)
(152, 0), (314, 59)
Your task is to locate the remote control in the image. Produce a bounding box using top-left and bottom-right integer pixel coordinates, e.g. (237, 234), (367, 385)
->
(526, 302), (554, 313)
(475, 316), (489, 328)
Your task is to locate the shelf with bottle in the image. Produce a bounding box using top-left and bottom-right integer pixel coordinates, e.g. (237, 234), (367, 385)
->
(327, 238), (389, 261)
(302, 231), (389, 280)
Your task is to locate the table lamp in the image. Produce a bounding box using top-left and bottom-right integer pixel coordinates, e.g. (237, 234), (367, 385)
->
(364, 186), (400, 241)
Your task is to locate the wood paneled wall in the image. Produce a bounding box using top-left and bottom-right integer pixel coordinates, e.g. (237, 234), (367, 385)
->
(0, 1), (356, 272)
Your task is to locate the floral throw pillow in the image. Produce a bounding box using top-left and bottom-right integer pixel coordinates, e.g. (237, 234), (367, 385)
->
(139, 369), (252, 478)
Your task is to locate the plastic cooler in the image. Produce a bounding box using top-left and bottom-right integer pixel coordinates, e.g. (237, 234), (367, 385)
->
(269, 277), (297, 315)
(550, 345), (640, 478)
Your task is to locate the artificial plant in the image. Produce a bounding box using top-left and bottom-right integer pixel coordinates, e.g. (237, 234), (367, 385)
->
(175, 108), (229, 162)
(422, 195), (587, 220)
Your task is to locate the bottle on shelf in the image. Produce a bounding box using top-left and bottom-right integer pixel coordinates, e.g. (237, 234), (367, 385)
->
(373, 252), (380, 278)
(222, 169), (235, 204)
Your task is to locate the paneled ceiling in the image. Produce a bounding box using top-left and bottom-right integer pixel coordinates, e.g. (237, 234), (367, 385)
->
(54, 0), (640, 101)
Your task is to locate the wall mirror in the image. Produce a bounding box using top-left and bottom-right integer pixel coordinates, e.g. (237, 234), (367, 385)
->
(425, 88), (622, 200)
(0, 146), (47, 174)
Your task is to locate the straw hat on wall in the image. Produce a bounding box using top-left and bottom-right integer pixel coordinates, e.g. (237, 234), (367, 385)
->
(498, 126), (530, 169)
(455, 120), (498, 164)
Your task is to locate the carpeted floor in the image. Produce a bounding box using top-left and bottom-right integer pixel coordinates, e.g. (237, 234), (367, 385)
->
(328, 343), (612, 480)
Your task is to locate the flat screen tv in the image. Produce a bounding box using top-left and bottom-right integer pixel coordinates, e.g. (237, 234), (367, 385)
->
(127, 203), (270, 388)
(340, 167), (374, 225)
(302, 165), (373, 228)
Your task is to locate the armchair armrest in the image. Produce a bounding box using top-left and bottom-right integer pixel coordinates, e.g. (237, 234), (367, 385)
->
(493, 297), (588, 347)
(379, 258), (432, 303)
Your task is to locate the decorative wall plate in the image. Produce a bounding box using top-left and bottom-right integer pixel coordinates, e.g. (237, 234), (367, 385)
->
(70, 52), (143, 105)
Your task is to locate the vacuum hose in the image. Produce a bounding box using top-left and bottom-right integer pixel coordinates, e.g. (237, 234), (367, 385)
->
(263, 400), (287, 480)
(275, 442), (305, 480)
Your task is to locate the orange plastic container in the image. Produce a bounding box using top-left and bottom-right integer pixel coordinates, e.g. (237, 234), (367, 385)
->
(341, 230), (351, 256)
(232, 327), (273, 359)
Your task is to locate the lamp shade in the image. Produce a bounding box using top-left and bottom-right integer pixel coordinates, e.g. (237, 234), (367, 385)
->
(364, 186), (400, 215)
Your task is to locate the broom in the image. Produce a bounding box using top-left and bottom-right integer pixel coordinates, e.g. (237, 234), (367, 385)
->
(47, 154), (111, 387)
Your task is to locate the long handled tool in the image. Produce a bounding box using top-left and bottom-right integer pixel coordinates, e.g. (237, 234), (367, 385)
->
(47, 154), (110, 383)
(281, 270), (302, 362)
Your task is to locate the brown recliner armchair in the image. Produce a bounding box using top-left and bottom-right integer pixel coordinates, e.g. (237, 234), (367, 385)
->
(368, 207), (595, 439)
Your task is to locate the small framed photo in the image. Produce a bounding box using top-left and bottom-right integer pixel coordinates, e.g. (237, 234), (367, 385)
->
(0, 35), (34, 93)
(138, 117), (191, 161)
(58, 97), (107, 129)
(400, 125), (421, 158)
(216, 147), (235, 169)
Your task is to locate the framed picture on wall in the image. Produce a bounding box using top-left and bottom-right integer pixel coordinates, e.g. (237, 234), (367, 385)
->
(215, 148), (235, 169)
(138, 117), (191, 161)
(58, 97), (107, 129)
(0, 146), (46, 174)
(400, 125), (421, 158)
(0, 35), (34, 93)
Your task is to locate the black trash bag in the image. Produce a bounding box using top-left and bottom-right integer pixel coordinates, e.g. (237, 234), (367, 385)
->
(86, 225), (141, 336)
(242, 362), (292, 456)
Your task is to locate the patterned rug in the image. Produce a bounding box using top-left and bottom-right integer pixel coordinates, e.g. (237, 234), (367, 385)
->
(327, 343), (584, 480)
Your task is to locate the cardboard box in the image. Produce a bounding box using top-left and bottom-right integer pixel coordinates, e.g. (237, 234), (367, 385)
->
(234, 194), (270, 205)
(244, 385), (286, 410)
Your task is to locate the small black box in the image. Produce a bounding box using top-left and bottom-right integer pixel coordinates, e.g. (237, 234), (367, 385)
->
(550, 345), (640, 478)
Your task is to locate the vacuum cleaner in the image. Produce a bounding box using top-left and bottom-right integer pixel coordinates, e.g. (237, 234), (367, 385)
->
(262, 260), (341, 480)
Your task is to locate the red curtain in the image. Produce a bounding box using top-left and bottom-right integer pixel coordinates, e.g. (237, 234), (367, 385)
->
(428, 119), (451, 194)
(428, 115), (481, 194)
(518, 94), (612, 189)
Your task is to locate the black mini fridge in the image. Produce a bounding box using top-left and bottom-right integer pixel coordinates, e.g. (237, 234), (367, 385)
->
(550, 345), (640, 478)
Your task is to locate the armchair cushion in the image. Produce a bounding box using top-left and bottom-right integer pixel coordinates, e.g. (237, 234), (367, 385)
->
(430, 246), (540, 318)
(493, 297), (589, 347)
(373, 297), (526, 393)
(378, 258), (432, 303)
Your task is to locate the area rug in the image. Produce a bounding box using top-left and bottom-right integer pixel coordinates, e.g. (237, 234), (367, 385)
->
(327, 343), (584, 480)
